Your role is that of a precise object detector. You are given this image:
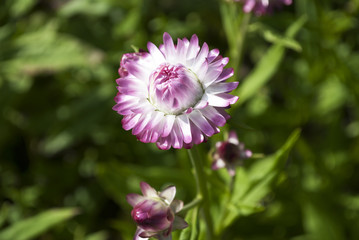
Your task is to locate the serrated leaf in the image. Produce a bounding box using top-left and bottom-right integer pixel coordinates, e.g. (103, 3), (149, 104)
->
(0, 208), (78, 240)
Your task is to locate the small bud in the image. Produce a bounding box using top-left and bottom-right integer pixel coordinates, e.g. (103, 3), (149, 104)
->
(212, 131), (252, 176)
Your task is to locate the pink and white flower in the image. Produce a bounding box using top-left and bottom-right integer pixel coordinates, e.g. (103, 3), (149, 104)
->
(127, 182), (188, 240)
(113, 32), (238, 150)
(234, 0), (292, 15)
(212, 131), (252, 176)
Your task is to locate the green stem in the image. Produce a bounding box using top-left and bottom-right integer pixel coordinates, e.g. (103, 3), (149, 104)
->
(181, 197), (202, 213)
(234, 12), (251, 79)
(220, 2), (251, 81)
(187, 148), (214, 240)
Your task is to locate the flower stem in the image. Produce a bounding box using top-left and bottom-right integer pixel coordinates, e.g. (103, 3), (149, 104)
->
(187, 147), (214, 240)
(220, 2), (251, 81)
(181, 197), (202, 213)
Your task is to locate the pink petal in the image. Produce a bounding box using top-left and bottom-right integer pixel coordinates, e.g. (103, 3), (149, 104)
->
(189, 121), (205, 145)
(207, 48), (220, 63)
(126, 193), (145, 207)
(186, 34), (200, 60)
(161, 115), (176, 137)
(175, 38), (187, 64)
(212, 158), (226, 170)
(176, 115), (192, 144)
(228, 131), (239, 145)
(134, 227), (149, 240)
(156, 136), (171, 150)
(200, 106), (227, 127)
(206, 93), (239, 107)
(215, 68), (234, 82)
(140, 182), (158, 197)
(172, 122), (184, 149)
(163, 32), (176, 60)
(132, 112), (153, 135)
(122, 114), (141, 130)
(125, 62), (150, 81)
(189, 110), (215, 137)
(191, 42), (209, 72)
(206, 82), (239, 94)
(202, 66), (224, 88)
(147, 42), (166, 65)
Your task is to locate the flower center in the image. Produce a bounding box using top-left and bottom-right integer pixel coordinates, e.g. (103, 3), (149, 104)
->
(149, 63), (203, 115)
(219, 142), (240, 163)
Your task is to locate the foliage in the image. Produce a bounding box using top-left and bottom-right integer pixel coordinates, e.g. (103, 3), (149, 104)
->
(1, 0), (359, 239)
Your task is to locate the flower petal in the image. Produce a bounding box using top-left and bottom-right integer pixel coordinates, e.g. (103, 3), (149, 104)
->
(206, 93), (239, 107)
(176, 115), (192, 144)
(147, 42), (166, 65)
(161, 115), (176, 137)
(211, 158), (226, 170)
(172, 216), (188, 230)
(126, 193), (145, 207)
(215, 68), (234, 83)
(139, 231), (158, 238)
(228, 131), (239, 145)
(206, 82), (239, 94)
(159, 185), (176, 204)
(170, 199), (184, 213)
(163, 32), (176, 62)
(134, 227), (149, 240)
(200, 106), (227, 127)
(189, 110), (215, 137)
(140, 182), (158, 197)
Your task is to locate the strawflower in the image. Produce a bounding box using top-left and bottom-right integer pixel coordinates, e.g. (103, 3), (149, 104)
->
(113, 32), (238, 150)
(212, 131), (252, 176)
(127, 182), (187, 240)
(234, 0), (292, 15)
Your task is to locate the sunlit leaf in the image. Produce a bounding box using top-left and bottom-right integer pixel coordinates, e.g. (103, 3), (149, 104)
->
(85, 231), (109, 240)
(234, 15), (307, 106)
(222, 129), (301, 228)
(0, 208), (78, 240)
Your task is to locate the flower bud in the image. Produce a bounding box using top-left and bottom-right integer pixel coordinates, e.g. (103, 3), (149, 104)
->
(131, 199), (174, 232)
(212, 131), (252, 176)
(127, 182), (188, 240)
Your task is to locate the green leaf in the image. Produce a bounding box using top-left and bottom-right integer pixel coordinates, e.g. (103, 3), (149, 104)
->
(4, 21), (103, 77)
(235, 44), (285, 105)
(59, 0), (110, 17)
(301, 198), (345, 240)
(0, 208), (78, 240)
(179, 208), (199, 240)
(10, 0), (37, 17)
(233, 15), (307, 106)
(222, 129), (301, 228)
(250, 23), (302, 51)
(85, 231), (109, 240)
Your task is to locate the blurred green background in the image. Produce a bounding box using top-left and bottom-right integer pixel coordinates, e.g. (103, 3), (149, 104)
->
(1, 0), (359, 239)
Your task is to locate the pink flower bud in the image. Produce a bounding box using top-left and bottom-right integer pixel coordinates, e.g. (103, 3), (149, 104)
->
(131, 199), (174, 232)
(212, 131), (252, 176)
(233, 0), (292, 16)
(127, 182), (188, 240)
